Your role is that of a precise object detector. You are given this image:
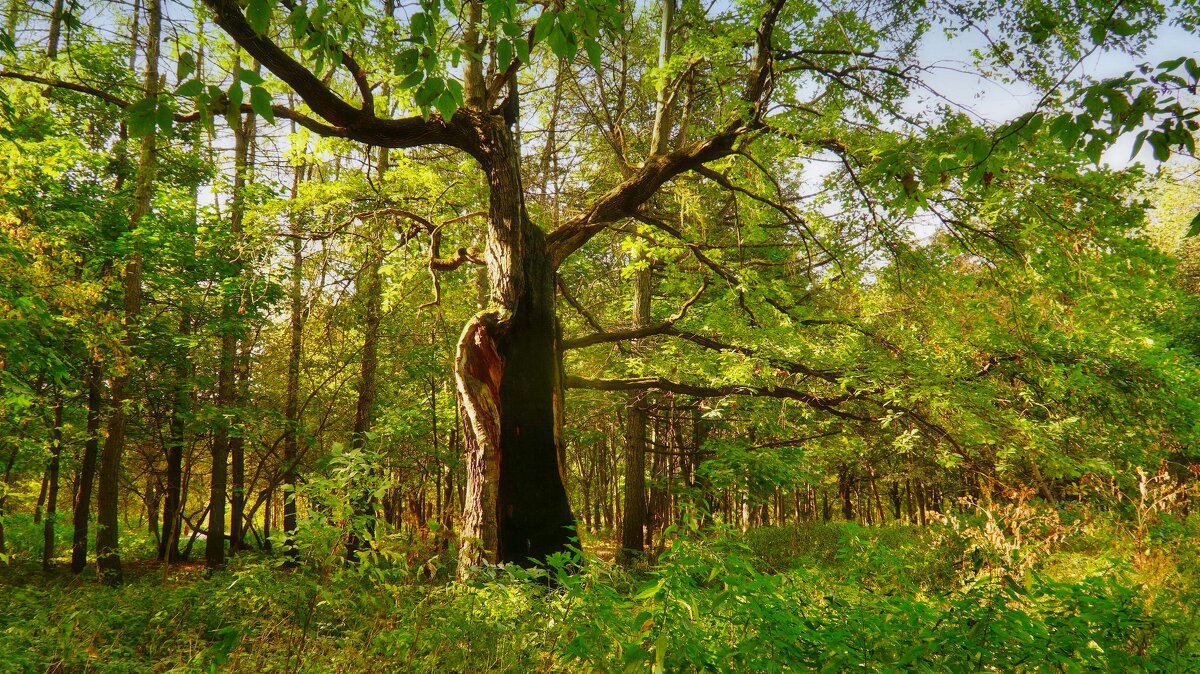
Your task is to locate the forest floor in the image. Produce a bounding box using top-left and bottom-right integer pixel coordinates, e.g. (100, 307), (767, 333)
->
(1, 508), (1198, 672)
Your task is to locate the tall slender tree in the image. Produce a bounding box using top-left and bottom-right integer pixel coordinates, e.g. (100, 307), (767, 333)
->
(96, 0), (160, 585)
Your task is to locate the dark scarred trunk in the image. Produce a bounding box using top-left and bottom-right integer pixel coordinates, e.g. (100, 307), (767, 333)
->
(838, 464), (854, 522)
(456, 116), (575, 574)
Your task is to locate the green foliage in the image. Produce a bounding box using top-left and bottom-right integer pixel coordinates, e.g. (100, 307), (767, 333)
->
(2, 518), (1197, 671)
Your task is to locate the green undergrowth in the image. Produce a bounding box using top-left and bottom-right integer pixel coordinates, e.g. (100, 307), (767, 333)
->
(1, 514), (1198, 673)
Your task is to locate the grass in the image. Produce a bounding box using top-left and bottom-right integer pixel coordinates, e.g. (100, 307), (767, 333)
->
(1, 508), (1198, 672)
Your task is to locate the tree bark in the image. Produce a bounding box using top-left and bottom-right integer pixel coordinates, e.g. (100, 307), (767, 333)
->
(455, 117), (575, 574)
(838, 464), (854, 522)
(228, 87), (257, 556)
(46, 0), (64, 59)
(619, 259), (653, 560)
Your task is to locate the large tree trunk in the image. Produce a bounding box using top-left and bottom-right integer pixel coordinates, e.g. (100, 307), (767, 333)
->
(456, 118), (575, 574)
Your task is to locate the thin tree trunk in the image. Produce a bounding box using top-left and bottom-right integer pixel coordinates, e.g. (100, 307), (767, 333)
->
(71, 362), (102, 573)
(0, 444), (19, 555)
(97, 0), (159, 584)
(346, 220), (383, 558)
(648, 0), (676, 156)
(46, 0), (64, 58)
(160, 304), (191, 561)
(838, 464), (853, 522)
(228, 83), (257, 556)
(281, 162), (305, 560)
(34, 469), (48, 525)
(209, 63), (254, 569)
(42, 391), (64, 571)
(619, 261), (652, 561)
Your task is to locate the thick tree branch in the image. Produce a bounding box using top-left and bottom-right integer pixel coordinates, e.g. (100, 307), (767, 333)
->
(0, 69), (351, 148)
(277, 0), (373, 112)
(201, 0), (471, 152)
(545, 129), (742, 267)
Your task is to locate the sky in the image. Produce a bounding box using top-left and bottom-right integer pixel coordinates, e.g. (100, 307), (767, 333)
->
(913, 20), (1199, 169)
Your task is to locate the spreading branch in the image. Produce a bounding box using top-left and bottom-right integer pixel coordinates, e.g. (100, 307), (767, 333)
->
(544, 0), (787, 267)
(201, 0), (471, 152)
(562, 279), (707, 349)
(565, 374), (872, 421)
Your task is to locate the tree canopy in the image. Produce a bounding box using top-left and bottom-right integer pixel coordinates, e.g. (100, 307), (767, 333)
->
(0, 0), (1199, 667)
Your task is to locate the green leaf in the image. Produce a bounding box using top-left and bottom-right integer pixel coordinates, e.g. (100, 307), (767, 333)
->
(238, 69), (266, 86)
(1158, 56), (1187, 71)
(534, 11), (556, 44)
(410, 12), (428, 39)
(250, 86), (274, 123)
(1110, 18), (1138, 36)
(414, 77), (445, 108)
(394, 48), (419, 75)
(497, 38), (513, 70)
(286, 5), (308, 39)
(155, 96), (174, 134)
(585, 38), (602, 70)
(434, 89), (458, 121)
(446, 78), (464, 105)
(634, 578), (665, 600)
(126, 97), (157, 138)
(1185, 212), (1200, 238)
(227, 81), (244, 111)
(245, 0), (272, 35)
(175, 79), (204, 97)
(547, 27), (568, 58)
(1130, 130), (1147, 158)
(176, 52), (195, 81)
(399, 70), (424, 90)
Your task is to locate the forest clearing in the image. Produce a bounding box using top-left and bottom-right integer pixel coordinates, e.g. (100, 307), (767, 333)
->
(1, 0), (1199, 670)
